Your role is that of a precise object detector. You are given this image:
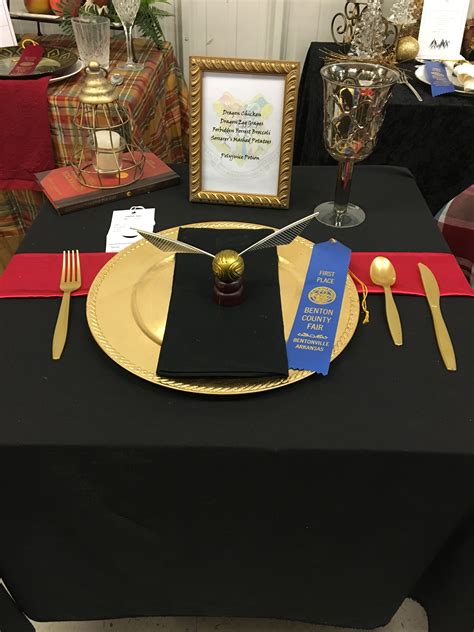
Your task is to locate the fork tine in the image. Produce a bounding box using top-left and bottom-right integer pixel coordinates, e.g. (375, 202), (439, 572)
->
(75, 250), (81, 284)
(61, 251), (66, 284)
(71, 249), (75, 283)
(68, 250), (72, 283)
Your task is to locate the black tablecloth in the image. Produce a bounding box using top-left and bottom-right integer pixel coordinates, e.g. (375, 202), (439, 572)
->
(0, 165), (473, 630)
(294, 43), (474, 214)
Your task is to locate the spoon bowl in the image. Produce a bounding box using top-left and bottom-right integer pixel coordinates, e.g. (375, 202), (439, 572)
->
(369, 256), (396, 287)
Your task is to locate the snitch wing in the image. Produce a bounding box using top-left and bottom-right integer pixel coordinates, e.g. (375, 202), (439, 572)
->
(135, 228), (215, 258)
(137, 212), (316, 261)
(238, 213), (317, 256)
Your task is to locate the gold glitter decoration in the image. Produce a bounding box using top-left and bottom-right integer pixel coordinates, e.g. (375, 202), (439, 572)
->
(396, 35), (420, 61)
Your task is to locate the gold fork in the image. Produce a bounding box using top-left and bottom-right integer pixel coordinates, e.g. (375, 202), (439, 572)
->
(52, 250), (82, 360)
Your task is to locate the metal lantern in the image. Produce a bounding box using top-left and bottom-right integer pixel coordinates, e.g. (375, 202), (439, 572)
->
(72, 61), (145, 189)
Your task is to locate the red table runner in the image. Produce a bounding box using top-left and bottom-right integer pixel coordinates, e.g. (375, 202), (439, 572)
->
(0, 251), (472, 299)
(0, 77), (55, 191)
(349, 252), (473, 296)
(0, 253), (115, 298)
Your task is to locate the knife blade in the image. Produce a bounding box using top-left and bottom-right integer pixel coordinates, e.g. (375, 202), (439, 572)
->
(418, 263), (457, 371)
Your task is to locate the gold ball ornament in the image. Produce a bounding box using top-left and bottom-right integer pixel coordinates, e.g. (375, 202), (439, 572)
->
(212, 250), (245, 283)
(396, 36), (420, 62)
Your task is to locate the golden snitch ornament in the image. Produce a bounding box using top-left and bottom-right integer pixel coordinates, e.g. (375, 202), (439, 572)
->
(136, 213), (316, 306)
(212, 250), (245, 305)
(211, 250), (245, 282)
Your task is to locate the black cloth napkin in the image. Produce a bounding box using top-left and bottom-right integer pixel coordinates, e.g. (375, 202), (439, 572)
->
(157, 228), (288, 378)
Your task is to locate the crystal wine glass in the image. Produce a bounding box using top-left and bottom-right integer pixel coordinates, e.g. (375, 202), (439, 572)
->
(315, 62), (399, 228)
(112, 0), (144, 72)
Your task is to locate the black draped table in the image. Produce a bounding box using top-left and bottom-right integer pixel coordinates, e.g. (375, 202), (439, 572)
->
(0, 165), (473, 631)
(294, 43), (474, 214)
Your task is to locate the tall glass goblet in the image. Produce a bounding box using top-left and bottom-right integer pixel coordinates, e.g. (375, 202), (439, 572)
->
(315, 62), (399, 228)
(112, 0), (144, 72)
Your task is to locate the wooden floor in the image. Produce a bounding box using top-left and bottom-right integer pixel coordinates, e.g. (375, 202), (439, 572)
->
(0, 234), (24, 276)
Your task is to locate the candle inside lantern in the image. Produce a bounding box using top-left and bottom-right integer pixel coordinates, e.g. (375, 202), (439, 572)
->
(92, 130), (124, 173)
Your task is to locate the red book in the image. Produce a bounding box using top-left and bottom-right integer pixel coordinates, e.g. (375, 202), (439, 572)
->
(35, 152), (180, 214)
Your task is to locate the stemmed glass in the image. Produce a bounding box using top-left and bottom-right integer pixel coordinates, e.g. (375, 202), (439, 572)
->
(112, 0), (144, 72)
(314, 62), (399, 228)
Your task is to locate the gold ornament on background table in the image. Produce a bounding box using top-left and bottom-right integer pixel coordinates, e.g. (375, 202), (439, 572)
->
(388, 0), (421, 61)
(136, 213), (317, 307)
(72, 61), (145, 189)
(396, 35), (420, 61)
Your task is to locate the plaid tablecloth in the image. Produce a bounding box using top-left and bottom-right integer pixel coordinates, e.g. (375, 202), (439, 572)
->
(0, 35), (189, 236)
(436, 185), (474, 287)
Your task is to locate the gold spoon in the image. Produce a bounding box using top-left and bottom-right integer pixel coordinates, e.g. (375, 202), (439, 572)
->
(370, 256), (403, 346)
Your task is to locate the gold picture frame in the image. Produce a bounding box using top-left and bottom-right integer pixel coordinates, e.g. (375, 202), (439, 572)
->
(189, 56), (300, 209)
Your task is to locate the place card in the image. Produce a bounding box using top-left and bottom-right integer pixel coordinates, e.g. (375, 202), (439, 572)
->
(418, 0), (471, 60)
(286, 240), (351, 376)
(106, 206), (155, 252)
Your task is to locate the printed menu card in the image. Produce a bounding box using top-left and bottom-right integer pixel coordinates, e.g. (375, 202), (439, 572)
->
(418, 0), (471, 60)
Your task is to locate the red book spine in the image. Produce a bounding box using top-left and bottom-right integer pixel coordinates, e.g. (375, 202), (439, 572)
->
(35, 153), (180, 214)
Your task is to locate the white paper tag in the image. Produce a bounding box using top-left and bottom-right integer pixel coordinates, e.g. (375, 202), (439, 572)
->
(0, 0), (16, 48)
(106, 206), (155, 253)
(418, 0), (470, 60)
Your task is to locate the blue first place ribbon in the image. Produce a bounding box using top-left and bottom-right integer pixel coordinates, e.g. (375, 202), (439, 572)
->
(425, 61), (456, 97)
(286, 239), (352, 376)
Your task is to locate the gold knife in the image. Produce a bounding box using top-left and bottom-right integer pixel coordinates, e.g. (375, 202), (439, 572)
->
(418, 263), (456, 371)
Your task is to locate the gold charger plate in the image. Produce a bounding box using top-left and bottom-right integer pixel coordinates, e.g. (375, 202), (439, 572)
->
(86, 221), (360, 395)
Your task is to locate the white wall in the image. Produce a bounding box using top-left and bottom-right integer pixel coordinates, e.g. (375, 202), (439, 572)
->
(178, 0), (353, 75)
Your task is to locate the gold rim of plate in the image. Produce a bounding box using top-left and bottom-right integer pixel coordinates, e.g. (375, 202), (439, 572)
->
(86, 221), (360, 395)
